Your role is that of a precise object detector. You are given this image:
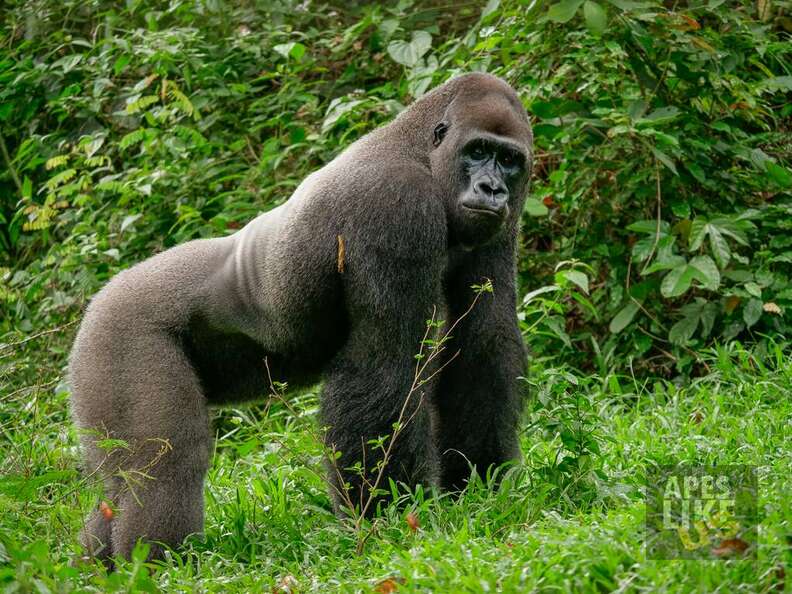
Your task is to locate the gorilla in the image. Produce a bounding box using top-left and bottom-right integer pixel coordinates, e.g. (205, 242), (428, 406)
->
(69, 72), (533, 562)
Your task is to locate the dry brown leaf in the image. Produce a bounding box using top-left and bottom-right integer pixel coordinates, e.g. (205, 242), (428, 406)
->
(712, 537), (750, 557)
(272, 575), (299, 593)
(763, 302), (781, 314)
(406, 512), (420, 533)
(337, 235), (345, 274)
(725, 295), (741, 314)
(99, 500), (114, 521)
(680, 15), (701, 30)
(375, 577), (405, 593)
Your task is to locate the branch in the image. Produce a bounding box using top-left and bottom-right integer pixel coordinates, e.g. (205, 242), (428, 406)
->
(0, 130), (22, 195)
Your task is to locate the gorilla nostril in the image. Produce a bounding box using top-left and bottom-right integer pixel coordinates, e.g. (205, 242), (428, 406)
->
(475, 180), (495, 196)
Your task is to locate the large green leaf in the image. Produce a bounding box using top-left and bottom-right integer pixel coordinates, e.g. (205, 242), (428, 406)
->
(661, 265), (695, 298)
(700, 302), (718, 337)
(708, 227), (731, 268)
(638, 106), (680, 126)
(558, 269), (589, 294)
(547, 0), (585, 23)
(758, 75), (792, 91)
(669, 312), (699, 345)
(668, 299), (717, 344)
(651, 146), (678, 175)
(322, 98), (366, 132)
(544, 316), (572, 347)
(642, 252), (685, 275)
(609, 301), (640, 333)
(659, 256), (718, 298)
(766, 161), (792, 188)
(689, 255), (720, 291)
(583, 1), (607, 34)
(743, 298), (763, 327)
(711, 218), (751, 246)
(524, 197), (549, 216)
(273, 42), (306, 60)
(387, 31), (432, 67)
(688, 220), (731, 269)
(688, 218), (709, 251)
(631, 236), (655, 262)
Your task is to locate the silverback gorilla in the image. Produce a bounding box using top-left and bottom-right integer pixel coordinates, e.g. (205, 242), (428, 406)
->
(69, 73), (533, 561)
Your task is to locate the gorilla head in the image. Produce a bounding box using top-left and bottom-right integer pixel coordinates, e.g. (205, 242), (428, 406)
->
(429, 76), (533, 247)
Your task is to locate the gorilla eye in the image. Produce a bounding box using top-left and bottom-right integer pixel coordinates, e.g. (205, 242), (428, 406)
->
(500, 153), (515, 167)
(470, 145), (487, 160)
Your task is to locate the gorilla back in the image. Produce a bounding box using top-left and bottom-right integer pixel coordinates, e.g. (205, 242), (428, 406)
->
(69, 72), (533, 562)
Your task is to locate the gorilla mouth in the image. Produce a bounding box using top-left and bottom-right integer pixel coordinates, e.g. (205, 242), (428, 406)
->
(462, 205), (503, 219)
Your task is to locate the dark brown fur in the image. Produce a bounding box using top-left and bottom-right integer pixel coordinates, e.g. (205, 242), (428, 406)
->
(69, 73), (533, 562)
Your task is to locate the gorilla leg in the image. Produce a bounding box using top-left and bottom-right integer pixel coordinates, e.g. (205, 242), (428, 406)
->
(72, 330), (210, 561)
(436, 245), (526, 491)
(111, 466), (206, 560)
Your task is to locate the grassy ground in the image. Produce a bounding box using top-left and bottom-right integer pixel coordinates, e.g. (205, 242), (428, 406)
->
(1, 327), (790, 593)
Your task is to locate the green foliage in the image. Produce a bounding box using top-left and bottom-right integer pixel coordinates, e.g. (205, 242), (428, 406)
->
(2, 0), (789, 375)
(501, 0), (792, 374)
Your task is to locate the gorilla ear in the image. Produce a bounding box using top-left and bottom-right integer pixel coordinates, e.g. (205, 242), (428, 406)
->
(432, 122), (449, 147)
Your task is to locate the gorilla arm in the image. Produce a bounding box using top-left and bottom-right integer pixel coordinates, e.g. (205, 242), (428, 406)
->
(318, 165), (447, 514)
(435, 232), (526, 491)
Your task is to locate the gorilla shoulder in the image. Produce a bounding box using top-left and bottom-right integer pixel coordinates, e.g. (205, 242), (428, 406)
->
(297, 156), (448, 262)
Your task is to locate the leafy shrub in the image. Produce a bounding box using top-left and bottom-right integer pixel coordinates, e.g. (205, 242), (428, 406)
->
(1, 0), (790, 376)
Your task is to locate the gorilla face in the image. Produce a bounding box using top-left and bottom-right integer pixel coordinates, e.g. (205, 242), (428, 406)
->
(455, 134), (527, 241)
(440, 129), (530, 247)
(431, 91), (532, 248)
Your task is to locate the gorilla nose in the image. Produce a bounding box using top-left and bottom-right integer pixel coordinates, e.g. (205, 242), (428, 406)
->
(474, 179), (507, 198)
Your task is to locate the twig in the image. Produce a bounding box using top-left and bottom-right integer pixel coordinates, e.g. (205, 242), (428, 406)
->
(0, 130), (22, 195)
(354, 288), (488, 551)
(0, 320), (78, 353)
(261, 286), (489, 556)
(639, 159), (663, 276)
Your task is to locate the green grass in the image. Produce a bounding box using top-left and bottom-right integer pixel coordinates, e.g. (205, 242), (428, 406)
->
(1, 329), (790, 593)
